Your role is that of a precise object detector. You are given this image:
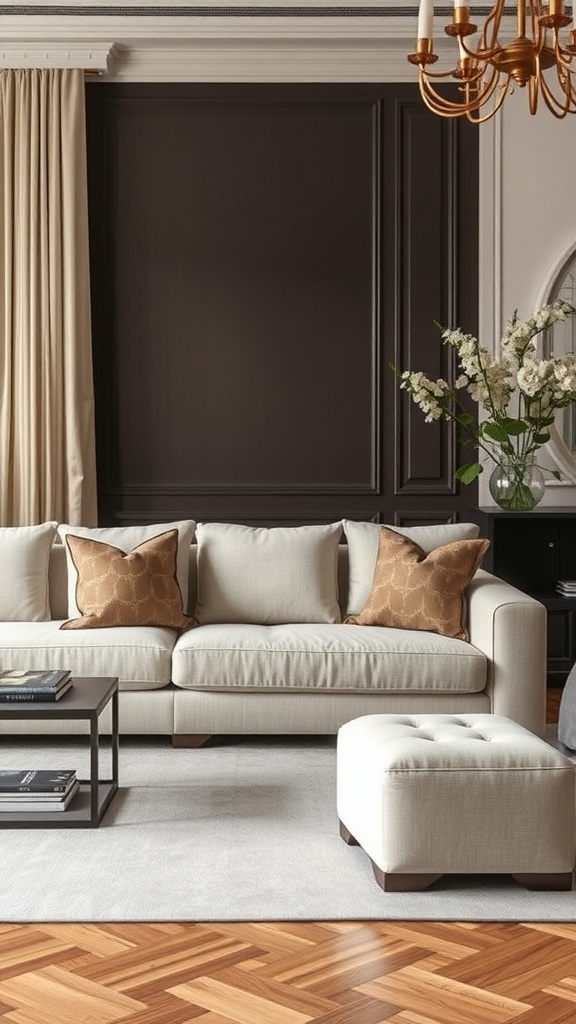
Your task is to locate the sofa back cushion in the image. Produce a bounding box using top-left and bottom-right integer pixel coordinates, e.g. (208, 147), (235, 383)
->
(195, 522), (342, 625)
(0, 522), (58, 621)
(343, 519), (481, 616)
(186, 542), (349, 618)
(49, 543), (69, 620)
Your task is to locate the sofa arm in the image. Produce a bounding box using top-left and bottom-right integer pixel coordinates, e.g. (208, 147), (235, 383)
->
(467, 568), (547, 737)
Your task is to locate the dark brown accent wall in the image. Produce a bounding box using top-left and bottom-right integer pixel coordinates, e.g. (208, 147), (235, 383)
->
(86, 83), (478, 529)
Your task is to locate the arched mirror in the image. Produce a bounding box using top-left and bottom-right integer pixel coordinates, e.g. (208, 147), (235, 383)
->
(538, 243), (576, 484)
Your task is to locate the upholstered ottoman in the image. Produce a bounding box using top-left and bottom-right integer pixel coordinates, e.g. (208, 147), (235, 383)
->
(337, 714), (576, 892)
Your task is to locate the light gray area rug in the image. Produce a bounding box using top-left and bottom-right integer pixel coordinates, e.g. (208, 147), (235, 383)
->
(1, 732), (576, 923)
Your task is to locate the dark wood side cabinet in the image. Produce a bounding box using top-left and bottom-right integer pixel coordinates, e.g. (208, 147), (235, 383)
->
(472, 507), (576, 686)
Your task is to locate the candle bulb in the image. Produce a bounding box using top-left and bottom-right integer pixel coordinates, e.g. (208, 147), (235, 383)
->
(418, 0), (434, 39)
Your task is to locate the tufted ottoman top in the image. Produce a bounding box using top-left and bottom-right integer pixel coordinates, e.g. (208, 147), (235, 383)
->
(337, 713), (576, 886)
(338, 713), (570, 773)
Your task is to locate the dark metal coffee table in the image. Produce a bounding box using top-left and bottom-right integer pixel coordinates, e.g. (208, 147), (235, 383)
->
(0, 676), (119, 828)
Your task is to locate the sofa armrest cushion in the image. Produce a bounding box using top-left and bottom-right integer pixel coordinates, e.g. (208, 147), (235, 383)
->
(467, 569), (547, 736)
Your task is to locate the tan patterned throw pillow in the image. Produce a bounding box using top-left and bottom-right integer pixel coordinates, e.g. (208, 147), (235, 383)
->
(344, 527), (489, 641)
(60, 529), (197, 632)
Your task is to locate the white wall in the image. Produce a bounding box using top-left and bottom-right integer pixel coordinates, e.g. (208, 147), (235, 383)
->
(501, 95), (576, 319)
(479, 93), (576, 505)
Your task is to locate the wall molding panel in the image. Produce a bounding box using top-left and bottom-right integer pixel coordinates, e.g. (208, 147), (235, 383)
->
(86, 83), (478, 528)
(391, 97), (459, 498)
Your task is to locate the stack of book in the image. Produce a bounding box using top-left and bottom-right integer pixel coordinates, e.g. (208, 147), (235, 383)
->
(556, 580), (576, 597)
(0, 769), (79, 812)
(0, 670), (72, 702)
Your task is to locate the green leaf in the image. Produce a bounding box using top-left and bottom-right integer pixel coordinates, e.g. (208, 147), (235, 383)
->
(481, 421), (509, 443)
(456, 412), (475, 426)
(501, 418), (527, 436)
(549, 469), (562, 480)
(533, 432), (550, 444)
(455, 462), (483, 485)
(526, 414), (555, 427)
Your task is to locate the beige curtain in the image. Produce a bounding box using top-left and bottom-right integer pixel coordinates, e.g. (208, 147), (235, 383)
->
(0, 68), (97, 526)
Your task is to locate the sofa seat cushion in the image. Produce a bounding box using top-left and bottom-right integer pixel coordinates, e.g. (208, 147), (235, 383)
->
(172, 623), (487, 693)
(0, 622), (176, 691)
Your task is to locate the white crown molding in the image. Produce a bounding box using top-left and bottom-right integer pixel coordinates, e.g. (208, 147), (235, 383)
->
(0, 13), (419, 40)
(0, 11), (429, 80)
(0, 40), (118, 71)
(0, 5), (516, 81)
(0, 1), (414, 7)
(108, 36), (417, 82)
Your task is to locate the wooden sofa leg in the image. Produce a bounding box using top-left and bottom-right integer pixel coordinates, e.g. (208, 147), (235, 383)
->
(172, 734), (212, 748)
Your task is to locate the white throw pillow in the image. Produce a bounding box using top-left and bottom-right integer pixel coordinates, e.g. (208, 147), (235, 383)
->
(0, 522), (58, 621)
(195, 522), (342, 624)
(343, 519), (481, 616)
(58, 520), (196, 617)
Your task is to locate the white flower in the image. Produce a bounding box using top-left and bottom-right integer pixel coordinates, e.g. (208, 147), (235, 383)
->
(517, 364), (544, 397)
(396, 299), (576, 484)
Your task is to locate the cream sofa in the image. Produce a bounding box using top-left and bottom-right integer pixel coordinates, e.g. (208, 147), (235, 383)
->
(0, 519), (547, 740)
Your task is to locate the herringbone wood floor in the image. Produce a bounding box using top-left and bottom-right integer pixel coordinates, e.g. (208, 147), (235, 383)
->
(1, 692), (571, 1024)
(2, 920), (576, 1023)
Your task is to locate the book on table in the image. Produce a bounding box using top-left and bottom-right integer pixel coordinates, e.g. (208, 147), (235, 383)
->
(557, 580), (576, 596)
(0, 769), (77, 793)
(0, 670), (72, 702)
(0, 779), (80, 813)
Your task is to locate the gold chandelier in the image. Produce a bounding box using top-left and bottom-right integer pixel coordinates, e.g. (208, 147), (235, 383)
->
(408, 0), (576, 121)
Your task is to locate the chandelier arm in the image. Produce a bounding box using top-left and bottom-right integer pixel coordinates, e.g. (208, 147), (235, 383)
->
(531, 1), (543, 51)
(420, 61), (488, 83)
(558, 62), (576, 106)
(419, 83), (483, 117)
(464, 82), (510, 123)
(457, 36), (503, 61)
(419, 76), (482, 115)
(553, 28), (576, 69)
(418, 62), (481, 81)
(538, 49), (575, 114)
(479, 0), (505, 51)
(419, 64), (505, 117)
(539, 90), (573, 116)
(528, 70), (539, 114)
(537, 58), (575, 115)
(407, 0), (576, 119)
(463, 64), (509, 108)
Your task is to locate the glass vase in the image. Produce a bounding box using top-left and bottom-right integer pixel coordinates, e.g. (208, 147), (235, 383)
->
(488, 456), (546, 511)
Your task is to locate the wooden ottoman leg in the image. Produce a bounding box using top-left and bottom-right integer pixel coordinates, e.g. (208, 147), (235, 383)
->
(512, 872), (574, 891)
(371, 860), (443, 892)
(339, 820), (359, 845)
